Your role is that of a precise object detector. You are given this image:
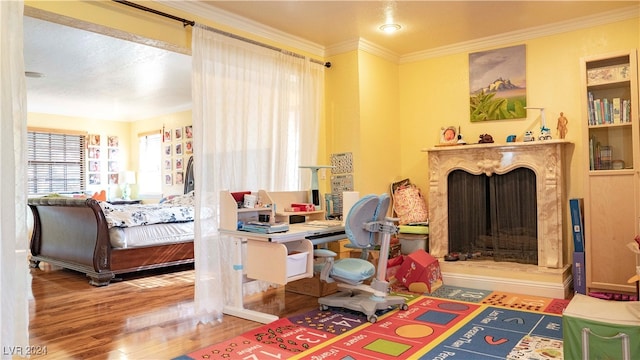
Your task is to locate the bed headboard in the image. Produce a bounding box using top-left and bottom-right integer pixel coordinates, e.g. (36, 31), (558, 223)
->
(184, 156), (194, 194)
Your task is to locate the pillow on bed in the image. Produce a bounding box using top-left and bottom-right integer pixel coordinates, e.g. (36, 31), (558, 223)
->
(162, 191), (195, 206)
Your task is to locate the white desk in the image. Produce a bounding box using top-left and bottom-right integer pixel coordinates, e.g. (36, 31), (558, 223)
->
(218, 228), (314, 324)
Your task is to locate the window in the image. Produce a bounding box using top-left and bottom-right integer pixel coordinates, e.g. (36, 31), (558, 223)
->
(27, 129), (86, 195)
(138, 132), (162, 195)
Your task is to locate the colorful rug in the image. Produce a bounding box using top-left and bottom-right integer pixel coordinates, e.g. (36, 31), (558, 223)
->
(176, 285), (570, 359)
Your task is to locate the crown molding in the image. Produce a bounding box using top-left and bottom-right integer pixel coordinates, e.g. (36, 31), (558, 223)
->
(159, 0), (326, 58)
(400, 5), (640, 64)
(325, 38), (400, 63)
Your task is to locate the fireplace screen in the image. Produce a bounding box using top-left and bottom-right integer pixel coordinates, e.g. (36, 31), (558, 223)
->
(447, 168), (538, 264)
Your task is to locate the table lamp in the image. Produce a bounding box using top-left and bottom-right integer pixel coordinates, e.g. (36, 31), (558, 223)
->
(299, 165), (334, 210)
(121, 170), (136, 200)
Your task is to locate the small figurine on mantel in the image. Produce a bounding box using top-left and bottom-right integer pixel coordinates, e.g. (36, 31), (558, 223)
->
(478, 134), (494, 144)
(557, 112), (568, 139)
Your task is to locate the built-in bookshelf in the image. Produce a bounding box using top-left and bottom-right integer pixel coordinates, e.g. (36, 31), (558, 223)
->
(585, 54), (635, 171)
(581, 49), (640, 296)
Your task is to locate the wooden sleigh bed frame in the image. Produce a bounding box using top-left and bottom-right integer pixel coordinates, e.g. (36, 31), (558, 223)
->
(28, 197), (194, 286)
(28, 157), (196, 286)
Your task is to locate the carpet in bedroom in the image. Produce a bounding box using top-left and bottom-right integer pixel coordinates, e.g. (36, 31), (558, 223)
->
(175, 285), (570, 359)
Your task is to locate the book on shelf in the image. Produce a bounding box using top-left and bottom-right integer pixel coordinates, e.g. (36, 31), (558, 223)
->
(613, 97), (621, 123)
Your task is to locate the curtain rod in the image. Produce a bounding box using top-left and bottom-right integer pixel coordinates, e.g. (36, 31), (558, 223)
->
(113, 0), (194, 27)
(112, 0), (331, 68)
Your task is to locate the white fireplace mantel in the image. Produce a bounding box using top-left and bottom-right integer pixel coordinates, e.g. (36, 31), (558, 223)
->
(425, 140), (570, 269)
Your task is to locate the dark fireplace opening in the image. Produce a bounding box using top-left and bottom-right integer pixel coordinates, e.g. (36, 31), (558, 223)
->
(447, 168), (538, 265)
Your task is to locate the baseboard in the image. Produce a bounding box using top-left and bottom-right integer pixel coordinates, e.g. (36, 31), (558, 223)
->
(442, 271), (573, 299)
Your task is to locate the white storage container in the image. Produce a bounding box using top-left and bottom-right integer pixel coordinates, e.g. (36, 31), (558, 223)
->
(287, 251), (309, 277)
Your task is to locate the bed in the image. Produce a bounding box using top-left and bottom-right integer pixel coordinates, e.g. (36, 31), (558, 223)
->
(28, 158), (197, 286)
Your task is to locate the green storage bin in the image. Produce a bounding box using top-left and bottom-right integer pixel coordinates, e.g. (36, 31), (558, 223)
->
(563, 294), (640, 360)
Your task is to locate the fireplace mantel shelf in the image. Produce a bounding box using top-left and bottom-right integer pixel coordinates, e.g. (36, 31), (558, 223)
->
(421, 139), (571, 153)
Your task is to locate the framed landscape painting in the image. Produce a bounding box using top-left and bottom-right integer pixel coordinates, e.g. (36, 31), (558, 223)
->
(469, 44), (527, 122)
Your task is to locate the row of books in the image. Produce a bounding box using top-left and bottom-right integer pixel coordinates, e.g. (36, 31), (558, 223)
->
(587, 92), (632, 125)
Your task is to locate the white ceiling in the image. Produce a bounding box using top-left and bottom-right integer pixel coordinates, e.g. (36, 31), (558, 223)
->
(24, 1), (639, 122)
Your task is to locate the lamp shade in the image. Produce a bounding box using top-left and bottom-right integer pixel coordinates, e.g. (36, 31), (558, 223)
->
(121, 171), (136, 184)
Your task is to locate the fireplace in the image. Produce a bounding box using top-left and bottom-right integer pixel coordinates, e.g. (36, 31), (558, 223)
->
(426, 141), (572, 298)
(448, 168), (538, 265)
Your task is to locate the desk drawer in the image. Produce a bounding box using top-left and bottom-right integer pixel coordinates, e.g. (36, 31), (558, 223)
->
(246, 239), (313, 285)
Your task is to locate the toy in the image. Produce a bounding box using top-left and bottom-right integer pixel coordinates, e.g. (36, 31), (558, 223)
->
(478, 134), (494, 143)
(524, 131), (535, 142)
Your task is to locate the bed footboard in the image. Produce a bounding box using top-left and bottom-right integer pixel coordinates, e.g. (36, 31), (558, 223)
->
(28, 197), (114, 286)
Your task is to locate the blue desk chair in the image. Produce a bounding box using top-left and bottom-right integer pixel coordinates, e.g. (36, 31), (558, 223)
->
(317, 193), (408, 323)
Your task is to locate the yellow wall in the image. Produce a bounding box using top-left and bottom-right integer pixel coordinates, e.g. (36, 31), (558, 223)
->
(398, 18), (640, 201)
(357, 51), (402, 196)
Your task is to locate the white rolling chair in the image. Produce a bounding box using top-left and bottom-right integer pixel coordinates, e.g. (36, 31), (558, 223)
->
(316, 193), (408, 323)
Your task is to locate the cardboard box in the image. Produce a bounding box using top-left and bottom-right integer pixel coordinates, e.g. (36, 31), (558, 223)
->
(396, 249), (442, 293)
(328, 239), (350, 253)
(285, 274), (337, 297)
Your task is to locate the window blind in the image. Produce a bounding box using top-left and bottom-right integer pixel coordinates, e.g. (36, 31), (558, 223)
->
(27, 130), (86, 195)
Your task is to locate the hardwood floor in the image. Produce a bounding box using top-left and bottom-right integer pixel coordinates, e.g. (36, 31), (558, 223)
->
(26, 263), (319, 359)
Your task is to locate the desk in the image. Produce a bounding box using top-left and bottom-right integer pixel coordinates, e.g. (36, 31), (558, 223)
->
(219, 224), (345, 324)
(219, 228), (313, 324)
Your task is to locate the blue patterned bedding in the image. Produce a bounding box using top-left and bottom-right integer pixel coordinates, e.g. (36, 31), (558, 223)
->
(99, 192), (195, 228)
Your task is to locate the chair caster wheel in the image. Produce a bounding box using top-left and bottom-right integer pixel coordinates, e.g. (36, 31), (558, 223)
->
(319, 304), (329, 311)
(367, 315), (377, 323)
(400, 303), (409, 311)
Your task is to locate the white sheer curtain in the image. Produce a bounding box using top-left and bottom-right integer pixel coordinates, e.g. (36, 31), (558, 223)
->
(1, 0), (31, 352)
(191, 24), (324, 321)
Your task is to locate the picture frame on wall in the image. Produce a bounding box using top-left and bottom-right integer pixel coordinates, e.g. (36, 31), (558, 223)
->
(108, 136), (119, 147)
(165, 174), (172, 185)
(89, 174), (100, 185)
(164, 159), (172, 170)
(89, 134), (100, 146)
(175, 143), (183, 156)
(88, 147), (100, 159)
(175, 127), (183, 140)
(89, 161), (100, 172)
(109, 173), (119, 185)
(175, 171), (184, 185)
(185, 125), (193, 139)
(164, 129), (171, 142)
(164, 144), (171, 156)
(176, 157), (183, 170)
(185, 140), (193, 154)
(469, 44), (527, 122)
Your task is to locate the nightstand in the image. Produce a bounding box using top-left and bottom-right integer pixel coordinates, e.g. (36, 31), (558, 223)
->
(108, 199), (142, 205)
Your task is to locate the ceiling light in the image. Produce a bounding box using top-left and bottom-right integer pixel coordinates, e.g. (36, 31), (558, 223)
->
(379, 23), (401, 34)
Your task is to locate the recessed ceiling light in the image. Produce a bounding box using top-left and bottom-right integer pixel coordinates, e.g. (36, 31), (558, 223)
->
(379, 23), (401, 34)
